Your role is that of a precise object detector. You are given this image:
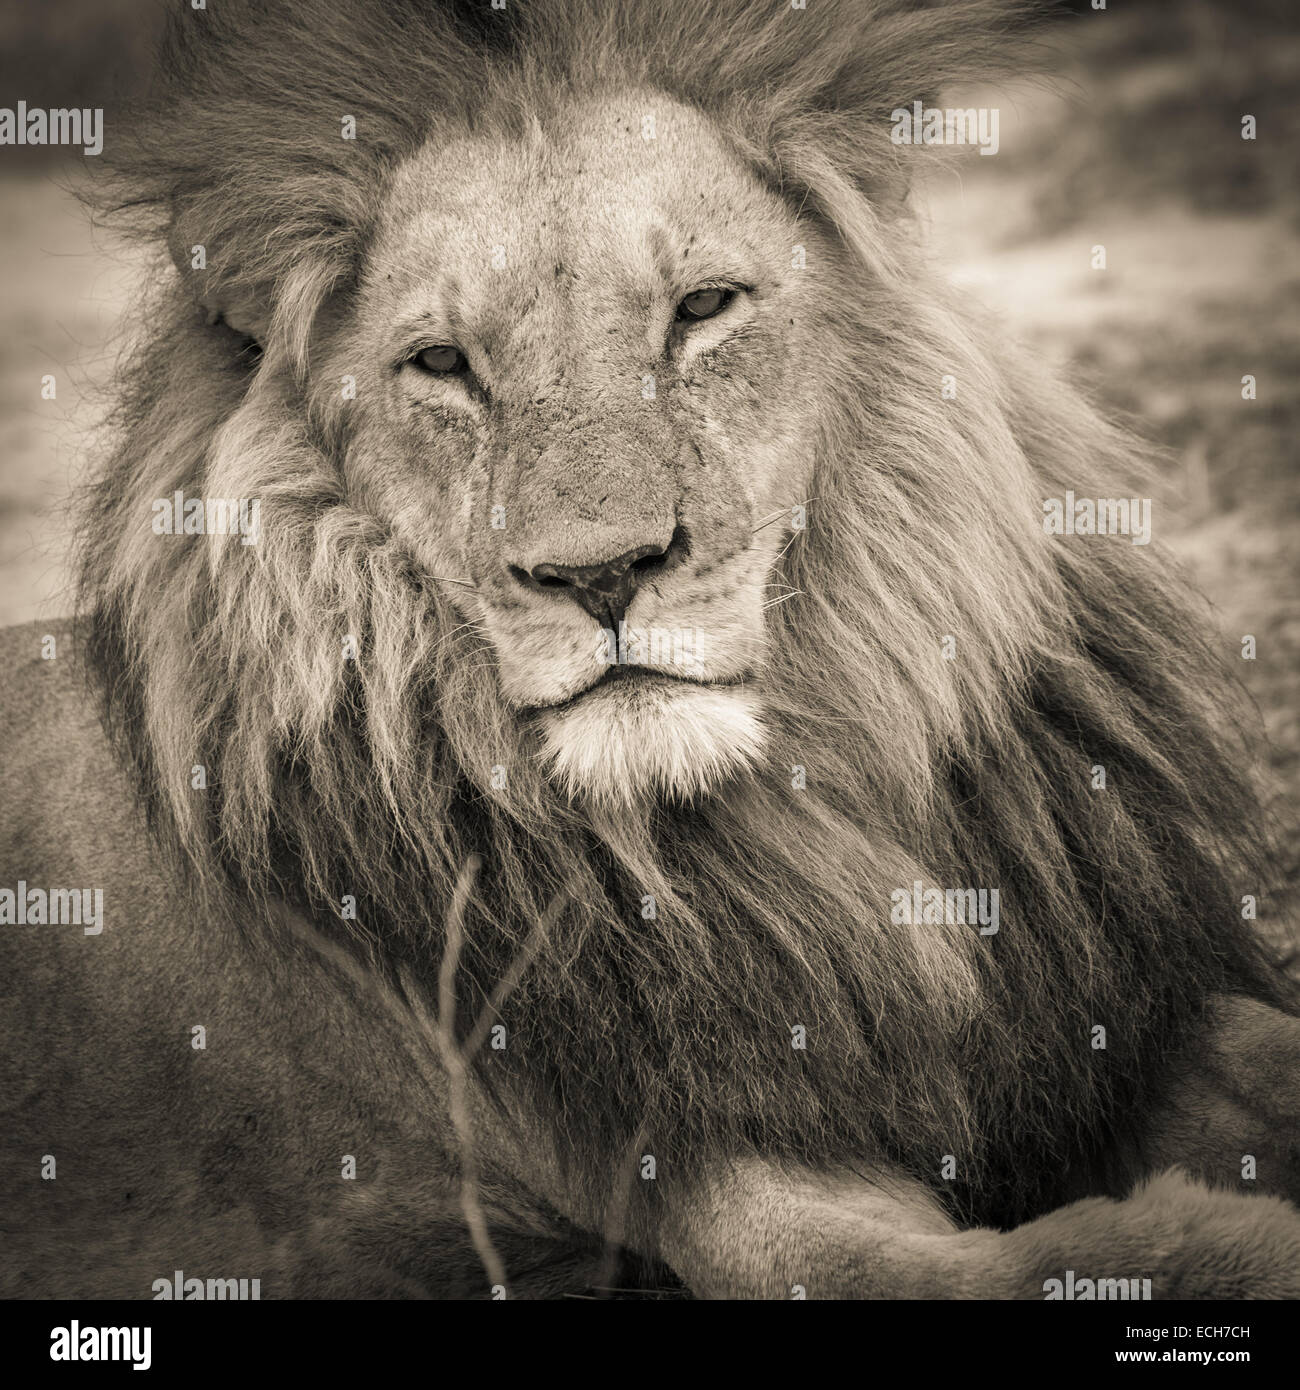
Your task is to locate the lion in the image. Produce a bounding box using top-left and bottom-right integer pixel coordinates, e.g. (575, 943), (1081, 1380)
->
(1, 0), (1298, 1300)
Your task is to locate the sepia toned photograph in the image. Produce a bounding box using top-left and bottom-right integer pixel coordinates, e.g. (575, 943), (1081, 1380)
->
(0, 0), (1297, 1361)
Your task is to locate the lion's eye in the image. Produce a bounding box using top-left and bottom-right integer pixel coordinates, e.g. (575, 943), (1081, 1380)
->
(676, 288), (734, 322)
(412, 345), (468, 374)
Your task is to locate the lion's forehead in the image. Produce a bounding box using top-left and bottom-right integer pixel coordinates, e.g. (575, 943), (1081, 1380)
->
(364, 92), (789, 338)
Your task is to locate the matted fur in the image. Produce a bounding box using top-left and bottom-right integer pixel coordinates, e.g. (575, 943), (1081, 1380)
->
(79, 0), (1292, 1232)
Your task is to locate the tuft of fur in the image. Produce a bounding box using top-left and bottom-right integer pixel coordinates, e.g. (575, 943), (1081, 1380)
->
(78, 0), (1294, 1230)
(538, 680), (767, 807)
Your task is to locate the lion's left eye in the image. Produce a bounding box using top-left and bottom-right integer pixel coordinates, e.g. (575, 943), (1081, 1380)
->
(676, 288), (734, 322)
(412, 345), (468, 374)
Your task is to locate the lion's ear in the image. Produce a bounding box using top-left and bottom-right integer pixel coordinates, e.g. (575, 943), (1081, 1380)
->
(167, 218), (269, 346)
(729, 0), (1041, 214)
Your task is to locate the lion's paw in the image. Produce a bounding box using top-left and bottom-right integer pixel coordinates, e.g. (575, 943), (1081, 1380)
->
(1110, 1170), (1300, 1299)
(1010, 1168), (1300, 1300)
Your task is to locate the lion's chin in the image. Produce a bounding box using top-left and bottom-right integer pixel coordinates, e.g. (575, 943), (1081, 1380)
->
(536, 675), (766, 807)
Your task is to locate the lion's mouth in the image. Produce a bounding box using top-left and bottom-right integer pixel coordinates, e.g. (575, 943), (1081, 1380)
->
(528, 663), (750, 715)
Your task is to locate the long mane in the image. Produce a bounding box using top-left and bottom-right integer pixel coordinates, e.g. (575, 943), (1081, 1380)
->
(79, 0), (1292, 1228)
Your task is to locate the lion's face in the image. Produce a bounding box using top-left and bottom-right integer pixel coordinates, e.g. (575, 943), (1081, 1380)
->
(339, 92), (828, 804)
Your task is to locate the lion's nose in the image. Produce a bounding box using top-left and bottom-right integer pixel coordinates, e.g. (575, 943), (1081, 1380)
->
(512, 530), (687, 628)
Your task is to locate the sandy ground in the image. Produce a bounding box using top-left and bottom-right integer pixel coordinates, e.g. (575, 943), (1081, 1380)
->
(0, 171), (138, 627)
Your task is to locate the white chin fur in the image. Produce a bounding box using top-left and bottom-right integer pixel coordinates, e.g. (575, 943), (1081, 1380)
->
(537, 678), (765, 806)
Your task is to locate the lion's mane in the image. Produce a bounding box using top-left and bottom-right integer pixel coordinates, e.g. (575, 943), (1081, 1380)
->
(79, 0), (1291, 1228)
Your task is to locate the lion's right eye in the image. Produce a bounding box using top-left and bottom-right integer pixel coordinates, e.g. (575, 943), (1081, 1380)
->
(411, 345), (468, 375)
(676, 287), (735, 322)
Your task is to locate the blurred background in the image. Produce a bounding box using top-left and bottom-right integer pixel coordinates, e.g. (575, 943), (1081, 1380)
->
(0, 0), (1296, 892)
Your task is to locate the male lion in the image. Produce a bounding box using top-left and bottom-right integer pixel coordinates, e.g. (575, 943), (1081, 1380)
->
(1, 0), (1298, 1300)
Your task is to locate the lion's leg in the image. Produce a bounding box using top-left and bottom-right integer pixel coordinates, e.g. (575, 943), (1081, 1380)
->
(1139, 995), (1300, 1202)
(653, 1158), (1300, 1299)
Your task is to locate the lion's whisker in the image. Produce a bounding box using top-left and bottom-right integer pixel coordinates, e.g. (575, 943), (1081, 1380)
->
(431, 621), (478, 654)
(773, 530), (802, 565)
(752, 497), (819, 535)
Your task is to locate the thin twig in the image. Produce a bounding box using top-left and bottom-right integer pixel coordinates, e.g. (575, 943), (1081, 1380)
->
(277, 876), (562, 1298)
(462, 893), (566, 1064)
(432, 855), (508, 1291)
(423, 867), (566, 1297)
(591, 1123), (649, 1297)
